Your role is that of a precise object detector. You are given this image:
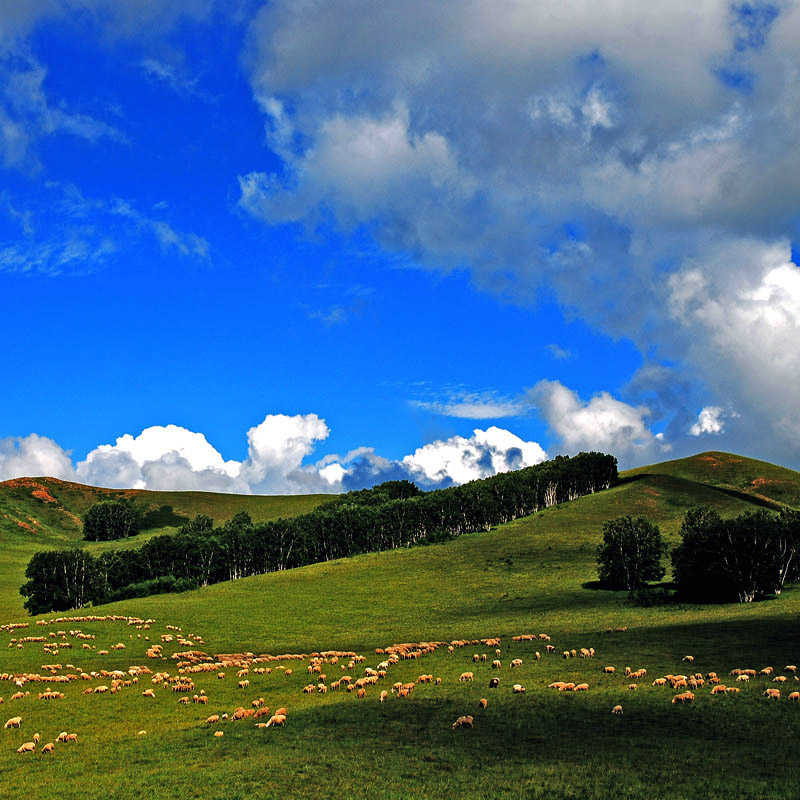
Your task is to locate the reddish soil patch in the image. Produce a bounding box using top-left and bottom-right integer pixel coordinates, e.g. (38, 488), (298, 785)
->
(31, 487), (57, 503)
(643, 488), (661, 497)
(14, 519), (37, 534)
(751, 476), (775, 488)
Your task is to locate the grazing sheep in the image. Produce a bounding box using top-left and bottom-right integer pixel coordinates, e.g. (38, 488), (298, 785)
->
(785, 665), (797, 673)
(628, 684), (638, 691)
(489, 678), (499, 689)
(512, 684), (526, 694)
(725, 687), (740, 694)
(213, 731), (224, 737)
(652, 678), (667, 686)
(682, 656), (694, 663)
(672, 691), (695, 704)
(492, 660), (502, 669)
(574, 683), (589, 692)
(16, 742), (35, 754)
(238, 680), (250, 689)
(760, 667), (774, 676)
(773, 676), (788, 683)
(41, 743), (54, 754)
(380, 691), (388, 703)
(611, 705), (623, 715)
(711, 685), (727, 695)
(206, 715), (220, 724)
(510, 659), (522, 669)
(4, 717), (22, 729)
(142, 689), (155, 698)
(735, 674), (750, 683)
(451, 715), (474, 729)
(788, 691), (800, 702)
(459, 672), (474, 682)
(603, 666), (615, 674)
(56, 731), (68, 742)
(65, 734), (78, 744)
(357, 688), (366, 699)
(764, 688), (781, 700)
(217, 672), (225, 680)
(266, 714), (286, 727)
(479, 698), (488, 709)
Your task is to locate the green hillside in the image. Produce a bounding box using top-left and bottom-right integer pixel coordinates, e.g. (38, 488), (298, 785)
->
(0, 452), (799, 800)
(0, 477), (331, 620)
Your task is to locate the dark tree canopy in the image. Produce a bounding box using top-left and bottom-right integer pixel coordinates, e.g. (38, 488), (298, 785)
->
(83, 500), (143, 542)
(596, 515), (667, 590)
(672, 507), (800, 603)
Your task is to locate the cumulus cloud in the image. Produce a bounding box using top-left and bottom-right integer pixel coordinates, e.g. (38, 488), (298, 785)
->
(530, 380), (666, 467)
(400, 427), (547, 487)
(665, 239), (800, 455)
(2, 415), (549, 494)
(689, 406), (735, 437)
(77, 425), (242, 490)
(0, 433), (77, 482)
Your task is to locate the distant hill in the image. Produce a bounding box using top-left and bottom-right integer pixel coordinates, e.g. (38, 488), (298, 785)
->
(622, 451), (800, 510)
(0, 476), (332, 546)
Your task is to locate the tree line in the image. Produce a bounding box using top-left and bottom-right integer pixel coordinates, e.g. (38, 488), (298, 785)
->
(20, 452), (618, 614)
(597, 507), (800, 603)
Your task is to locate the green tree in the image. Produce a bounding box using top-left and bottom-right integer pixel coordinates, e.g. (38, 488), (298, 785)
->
(83, 499), (143, 541)
(20, 549), (106, 614)
(672, 507), (800, 603)
(597, 515), (667, 590)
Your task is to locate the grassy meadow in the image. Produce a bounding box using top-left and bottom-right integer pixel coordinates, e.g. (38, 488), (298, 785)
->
(0, 452), (798, 799)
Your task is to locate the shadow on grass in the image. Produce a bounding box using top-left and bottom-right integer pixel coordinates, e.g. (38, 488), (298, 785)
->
(141, 504), (190, 530)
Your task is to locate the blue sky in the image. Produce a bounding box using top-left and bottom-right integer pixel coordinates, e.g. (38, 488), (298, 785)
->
(2, 1), (799, 493)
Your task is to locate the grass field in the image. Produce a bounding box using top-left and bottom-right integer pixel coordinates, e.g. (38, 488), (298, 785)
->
(0, 453), (798, 799)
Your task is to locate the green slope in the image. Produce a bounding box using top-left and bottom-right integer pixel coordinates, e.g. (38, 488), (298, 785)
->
(105, 470), (772, 654)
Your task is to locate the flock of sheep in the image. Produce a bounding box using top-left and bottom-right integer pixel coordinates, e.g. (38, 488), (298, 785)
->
(0, 613), (798, 758)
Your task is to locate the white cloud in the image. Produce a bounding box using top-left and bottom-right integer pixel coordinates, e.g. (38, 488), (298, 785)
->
(239, 413), (332, 494)
(666, 240), (800, 453)
(1, 416), (549, 494)
(78, 425), (241, 490)
(689, 406), (733, 437)
(530, 379), (666, 466)
(412, 390), (524, 420)
(400, 426), (546, 486)
(0, 433), (76, 482)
